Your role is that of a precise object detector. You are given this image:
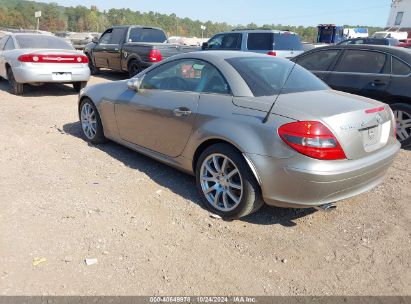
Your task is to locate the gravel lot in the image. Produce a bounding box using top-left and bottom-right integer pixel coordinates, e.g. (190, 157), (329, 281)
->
(0, 73), (410, 296)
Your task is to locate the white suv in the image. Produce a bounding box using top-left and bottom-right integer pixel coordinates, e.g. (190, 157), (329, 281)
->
(202, 29), (304, 59)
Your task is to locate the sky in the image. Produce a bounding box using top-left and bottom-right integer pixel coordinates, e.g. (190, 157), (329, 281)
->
(39, 0), (392, 27)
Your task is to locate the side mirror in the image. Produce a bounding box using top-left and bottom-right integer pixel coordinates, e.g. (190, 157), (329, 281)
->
(127, 78), (141, 92)
(201, 42), (209, 50)
(92, 37), (99, 44)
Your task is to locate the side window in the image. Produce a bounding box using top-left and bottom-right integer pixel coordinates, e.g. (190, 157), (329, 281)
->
(207, 34), (241, 50)
(0, 36), (8, 50)
(247, 33), (272, 50)
(297, 50), (340, 71)
(392, 57), (411, 75)
(99, 30), (112, 44)
(207, 34), (224, 49)
(110, 28), (125, 45)
(335, 50), (388, 74)
(4, 37), (15, 50)
(140, 59), (231, 94)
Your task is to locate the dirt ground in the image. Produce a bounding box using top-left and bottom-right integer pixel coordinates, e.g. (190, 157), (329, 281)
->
(0, 73), (410, 296)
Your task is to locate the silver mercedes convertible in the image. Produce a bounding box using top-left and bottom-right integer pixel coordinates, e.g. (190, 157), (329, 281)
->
(78, 51), (400, 219)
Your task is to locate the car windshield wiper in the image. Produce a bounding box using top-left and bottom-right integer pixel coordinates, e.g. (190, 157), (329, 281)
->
(262, 62), (297, 124)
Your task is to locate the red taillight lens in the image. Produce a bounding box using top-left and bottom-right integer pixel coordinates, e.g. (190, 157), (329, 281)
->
(149, 49), (162, 62)
(389, 108), (397, 141)
(18, 54), (89, 63)
(267, 51), (277, 56)
(278, 121), (346, 160)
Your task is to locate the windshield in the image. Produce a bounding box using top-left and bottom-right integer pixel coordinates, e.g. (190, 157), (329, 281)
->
(128, 28), (167, 43)
(273, 33), (303, 51)
(226, 57), (328, 97)
(15, 35), (74, 50)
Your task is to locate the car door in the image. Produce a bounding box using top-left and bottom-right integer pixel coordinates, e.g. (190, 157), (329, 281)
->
(93, 29), (112, 68)
(327, 49), (391, 100)
(294, 49), (341, 82)
(114, 59), (214, 158)
(107, 27), (126, 71)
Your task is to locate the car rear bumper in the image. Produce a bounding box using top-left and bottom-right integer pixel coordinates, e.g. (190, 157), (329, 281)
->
(245, 141), (401, 208)
(12, 64), (90, 84)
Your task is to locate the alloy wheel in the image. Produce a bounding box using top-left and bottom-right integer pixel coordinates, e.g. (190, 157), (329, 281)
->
(394, 110), (411, 142)
(200, 154), (243, 212)
(81, 103), (97, 140)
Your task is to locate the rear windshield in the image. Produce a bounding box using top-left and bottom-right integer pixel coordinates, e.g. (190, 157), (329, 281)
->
(247, 33), (303, 51)
(15, 35), (73, 50)
(226, 57), (328, 97)
(273, 33), (303, 50)
(128, 28), (167, 43)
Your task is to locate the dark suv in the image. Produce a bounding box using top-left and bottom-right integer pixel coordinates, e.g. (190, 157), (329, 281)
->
(338, 37), (400, 46)
(202, 29), (304, 58)
(293, 44), (411, 146)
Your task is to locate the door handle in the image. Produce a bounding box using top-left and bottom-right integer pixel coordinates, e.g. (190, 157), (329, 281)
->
(173, 107), (191, 117)
(372, 80), (386, 87)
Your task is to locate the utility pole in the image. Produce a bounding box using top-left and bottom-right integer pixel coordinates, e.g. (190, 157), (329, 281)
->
(201, 25), (206, 38)
(35, 11), (41, 32)
(176, 17), (179, 36)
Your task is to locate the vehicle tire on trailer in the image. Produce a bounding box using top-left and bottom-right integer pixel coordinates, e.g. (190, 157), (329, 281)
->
(87, 55), (99, 75)
(73, 81), (87, 93)
(391, 103), (411, 147)
(7, 67), (24, 95)
(195, 143), (264, 220)
(79, 98), (107, 144)
(128, 59), (142, 78)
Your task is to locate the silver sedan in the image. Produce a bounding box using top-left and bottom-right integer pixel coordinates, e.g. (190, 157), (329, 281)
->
(78, 51), (400, 219)
(0, 33), (90, 95)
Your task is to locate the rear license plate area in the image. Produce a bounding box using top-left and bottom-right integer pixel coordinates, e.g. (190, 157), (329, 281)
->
(361, 125), (380, 150)
(52, 72), (72, 81)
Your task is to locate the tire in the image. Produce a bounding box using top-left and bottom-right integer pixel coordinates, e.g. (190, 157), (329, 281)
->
(79, 98), (107, 144)
(391, 103), (411, 147)
(87, 55), (99, 75)
(128, 60), (142, 78)
(195, 143), (264, 220)
(7, 67), (24, 95)
(73, 81), (87, 93)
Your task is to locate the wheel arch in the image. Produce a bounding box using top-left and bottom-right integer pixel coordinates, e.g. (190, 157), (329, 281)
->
(383, 95), (411, 106)
(192, 138), (261, 185)
(5, 62), (11, 74)
(78, 95), (99, 118)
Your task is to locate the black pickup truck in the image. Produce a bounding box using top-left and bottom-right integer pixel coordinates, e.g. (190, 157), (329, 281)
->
(84, 25), (197, 77)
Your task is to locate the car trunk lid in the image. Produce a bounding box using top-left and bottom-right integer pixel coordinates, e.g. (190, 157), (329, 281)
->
(273, 90), (395, 160)
(233, 89), (395, 160)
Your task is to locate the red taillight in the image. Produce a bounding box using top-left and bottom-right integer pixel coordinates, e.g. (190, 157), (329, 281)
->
(18, 54), (89, 63)
(149, 49), (162, 62)
(267, 51), (277, 56)
(389, 108), (397, 141)
(278, 121), (346, 160)
(365, 107), (385, 114)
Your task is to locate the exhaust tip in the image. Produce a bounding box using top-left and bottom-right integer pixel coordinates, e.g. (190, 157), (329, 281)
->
(314, 203), (337, 212)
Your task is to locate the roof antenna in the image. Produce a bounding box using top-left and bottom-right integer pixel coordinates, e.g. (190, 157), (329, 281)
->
(262, 62), (297, 124)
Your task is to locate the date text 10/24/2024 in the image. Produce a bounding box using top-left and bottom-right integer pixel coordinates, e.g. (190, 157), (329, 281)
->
(149, 297), (257, 303)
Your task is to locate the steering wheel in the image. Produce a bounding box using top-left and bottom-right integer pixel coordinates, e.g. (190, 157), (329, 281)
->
(161, 77), (189, 91)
